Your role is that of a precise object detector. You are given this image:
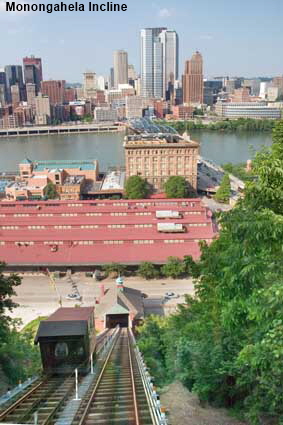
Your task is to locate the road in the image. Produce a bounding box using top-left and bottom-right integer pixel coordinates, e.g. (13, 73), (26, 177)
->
(8, 274), (195, 327)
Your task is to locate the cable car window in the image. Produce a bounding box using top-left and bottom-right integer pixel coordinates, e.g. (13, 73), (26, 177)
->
(55, 342), (69, 358)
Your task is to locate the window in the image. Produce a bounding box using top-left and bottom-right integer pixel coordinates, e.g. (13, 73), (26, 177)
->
(104, 240), (124, 245)
(55, 342), (68, 358)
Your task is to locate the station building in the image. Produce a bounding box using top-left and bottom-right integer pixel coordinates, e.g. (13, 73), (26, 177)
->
(0, 198), (217, 270)
(95, 277), (144, 331)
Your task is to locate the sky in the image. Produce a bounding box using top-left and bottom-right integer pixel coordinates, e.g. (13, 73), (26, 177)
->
(0, 0), (282, 83)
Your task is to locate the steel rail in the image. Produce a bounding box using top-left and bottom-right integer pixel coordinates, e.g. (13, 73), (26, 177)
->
(77, 327), (121, 425)
(0, 378), (46, 421)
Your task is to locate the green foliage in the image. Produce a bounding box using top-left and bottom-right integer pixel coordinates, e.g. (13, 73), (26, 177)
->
(0, 265), (41, 386)
(138, 262), (159, 279)
(156, 118), (276, 133)
(103, 262), (125, 277)
(214, 173), (231, 203)
(161, 256), (186, 278)
(138, 122), (283, 423)
(125, 175), (149, 199)
(82, 114), (93, 123)
(136, 316), (168, 385)
(44, 182), (58, 200)
(222, 162), (256, 182)
(164, 176), (188, 198)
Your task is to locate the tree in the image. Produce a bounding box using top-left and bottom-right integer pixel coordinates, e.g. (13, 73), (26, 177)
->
(164, 176), (188, 198)
(138, 262), (159, 279)
(103, 263), (125, 277)
(44, 182), (58, 200)
(214, 173), (231, 203)
(125, 175), (149, 199)
(161, 256), (185, 278)
(0, 263), (21, 342)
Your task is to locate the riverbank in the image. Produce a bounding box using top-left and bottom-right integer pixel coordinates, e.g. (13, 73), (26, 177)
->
(159, 117), (277, 133)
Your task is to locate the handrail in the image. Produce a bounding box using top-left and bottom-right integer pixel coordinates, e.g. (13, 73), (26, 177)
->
(129, 329), (167, 425)
(127, 329), (140, 425)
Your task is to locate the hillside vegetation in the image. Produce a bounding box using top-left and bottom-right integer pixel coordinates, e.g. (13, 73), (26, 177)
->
(137, 120), (283, 424)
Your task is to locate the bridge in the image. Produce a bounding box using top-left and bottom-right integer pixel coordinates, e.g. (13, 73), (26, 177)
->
(0, 327), (167, 425)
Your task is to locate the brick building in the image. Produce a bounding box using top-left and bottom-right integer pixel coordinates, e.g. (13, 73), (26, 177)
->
(124, 133), (199, 192)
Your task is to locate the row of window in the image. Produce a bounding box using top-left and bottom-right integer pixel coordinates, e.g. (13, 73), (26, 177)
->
(0, 221), (208, 231)
(165, 239), (185, 243)
(1, 238), (210, 247)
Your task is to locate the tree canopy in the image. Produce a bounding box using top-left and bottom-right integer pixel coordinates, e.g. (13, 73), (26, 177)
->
(125, 175), (149, 199)
(214, 173), (231, 203)
(164, 176), (188, 198)
(44, 182), (58, 200)
(137, 120), (283, 424)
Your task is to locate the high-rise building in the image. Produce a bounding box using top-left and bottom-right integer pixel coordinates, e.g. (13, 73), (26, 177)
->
(109, 68), (115, 89)
(35, 93), (51, 124)
(140, 27), (166, 98)
(182, 51), (204, 105)
(23, 56), (43, 94)
(128, 64), (137, 81)
(41, 80), (65, 105)
(83, 72), (96, 98)
(0, 69), (7, 104)
(4, 65), (25, 102)
(11, 85), (20, 107)
(159, 29), (178, 99)
(113, 50), (128, 87)
(26, 83), (36, 106)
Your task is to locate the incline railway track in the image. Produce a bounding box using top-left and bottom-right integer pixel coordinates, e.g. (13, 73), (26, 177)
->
(73, 328), (153, 425)
(0, 330), (112, 425)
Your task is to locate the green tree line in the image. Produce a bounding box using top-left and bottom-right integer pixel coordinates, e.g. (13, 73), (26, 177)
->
(157, 117), (276, 133)
(137, 120), (283, 424)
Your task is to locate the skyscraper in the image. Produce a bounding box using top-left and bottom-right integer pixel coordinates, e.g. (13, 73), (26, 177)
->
(159, 29), (179, 99)
(140, 28), (178, 99)
(83, 72), (96, 98)
(23, 56), (43, 94)
(4, 65), (25, 102)
(182, 51), (204, 105)
(113, 50), (128, 87)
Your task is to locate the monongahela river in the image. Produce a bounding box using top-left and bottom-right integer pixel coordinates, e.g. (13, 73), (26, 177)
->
(0, 131), (272, 172)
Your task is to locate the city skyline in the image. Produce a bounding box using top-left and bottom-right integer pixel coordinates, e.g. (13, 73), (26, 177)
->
(0, 0), (282, 81)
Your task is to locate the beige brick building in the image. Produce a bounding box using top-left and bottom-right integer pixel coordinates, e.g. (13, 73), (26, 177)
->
(124, 134), (199, 192)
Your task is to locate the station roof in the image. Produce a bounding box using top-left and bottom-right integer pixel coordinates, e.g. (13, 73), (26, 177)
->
(46, 307), (94, 321)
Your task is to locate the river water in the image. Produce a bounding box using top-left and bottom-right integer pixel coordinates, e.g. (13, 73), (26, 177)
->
(0, 131), (272, 171)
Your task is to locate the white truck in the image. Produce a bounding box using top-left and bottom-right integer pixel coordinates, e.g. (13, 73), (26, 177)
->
(157, 222), (185, 233)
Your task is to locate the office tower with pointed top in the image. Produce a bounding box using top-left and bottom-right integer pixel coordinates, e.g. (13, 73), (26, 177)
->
(182, 51), (204, 105)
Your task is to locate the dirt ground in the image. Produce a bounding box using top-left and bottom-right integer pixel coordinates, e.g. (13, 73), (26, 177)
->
(160, 381), (246, 425)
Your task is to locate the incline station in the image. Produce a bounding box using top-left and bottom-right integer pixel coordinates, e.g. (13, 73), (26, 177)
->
(0, 198), (217, 270)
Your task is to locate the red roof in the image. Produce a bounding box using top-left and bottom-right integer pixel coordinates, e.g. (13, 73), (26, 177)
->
(47, 307), (94, 322)
(0, 198), (217, 266)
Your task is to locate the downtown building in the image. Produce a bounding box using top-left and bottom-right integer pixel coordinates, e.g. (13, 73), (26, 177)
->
(182, 51), (204, 105)
(113, 50), (128, 88)
(140, 27), (178, 99)
(215, 101), (282, 119)
(23, 56), (43, 94)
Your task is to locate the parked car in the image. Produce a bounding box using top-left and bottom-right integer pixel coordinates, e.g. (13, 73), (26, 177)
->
(66, 293), (82, 301)
(164, 292), (179, 299)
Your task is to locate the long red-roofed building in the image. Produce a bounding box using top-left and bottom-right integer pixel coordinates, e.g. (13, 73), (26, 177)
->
(0, 198), (217, 270)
